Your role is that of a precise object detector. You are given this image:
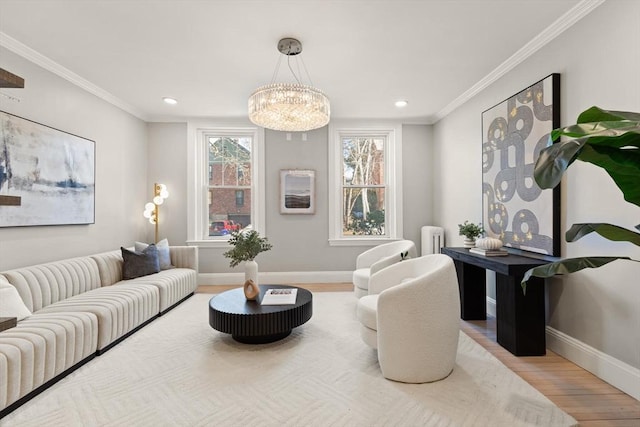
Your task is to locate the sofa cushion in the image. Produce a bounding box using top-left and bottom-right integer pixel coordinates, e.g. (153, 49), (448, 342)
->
(121, 268), (197, 312)
(0, 276), (32, 321)
(37, 284), (160, 350)
(91, 250), (124, 287)
(1, 257), (102, 312)
(135, 239), (173, 270)
(0, 337), (39, 406)
(18, 312), (98, 372)
(121, 245), (160, 280)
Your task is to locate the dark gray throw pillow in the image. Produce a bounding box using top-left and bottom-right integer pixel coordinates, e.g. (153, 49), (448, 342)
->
(134, 238), (173, 270)
(121, 244), (160, 280)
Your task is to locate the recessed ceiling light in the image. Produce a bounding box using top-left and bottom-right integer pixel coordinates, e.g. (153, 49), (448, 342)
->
(395, 100), (408, 108)
(163, 97), (178, 105)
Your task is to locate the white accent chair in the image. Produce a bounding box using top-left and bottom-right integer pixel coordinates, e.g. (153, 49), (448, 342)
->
(356, 254), (461, 383)
(352, 240), (418, 298)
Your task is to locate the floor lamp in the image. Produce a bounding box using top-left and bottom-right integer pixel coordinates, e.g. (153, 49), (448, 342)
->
(143, 183), (169, 243)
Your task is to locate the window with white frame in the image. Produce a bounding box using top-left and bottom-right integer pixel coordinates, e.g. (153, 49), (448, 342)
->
(188, 126), (265, 246)
(207, 135), (252, 236)
(329, 124), (402, 245)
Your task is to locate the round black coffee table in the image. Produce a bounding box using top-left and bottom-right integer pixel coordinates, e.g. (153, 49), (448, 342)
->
(209, 285), (313, 344)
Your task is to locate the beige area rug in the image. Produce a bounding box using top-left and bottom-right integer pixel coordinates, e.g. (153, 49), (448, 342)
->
(1, 293), (577, 427)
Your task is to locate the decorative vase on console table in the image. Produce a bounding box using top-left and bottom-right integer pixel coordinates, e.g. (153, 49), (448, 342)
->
(463, 238), (476, 248)
(475, 237), (503, 250)
(458, 220), (485, 249)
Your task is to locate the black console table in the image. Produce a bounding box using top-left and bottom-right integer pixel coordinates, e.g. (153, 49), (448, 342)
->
(441, 247), (555, 356)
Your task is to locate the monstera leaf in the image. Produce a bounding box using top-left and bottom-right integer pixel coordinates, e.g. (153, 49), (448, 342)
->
(565, 223), (640, 245)
(522, 257), (633, 286)
(521, 107), (640, 293)
(533, 107), (640, 207)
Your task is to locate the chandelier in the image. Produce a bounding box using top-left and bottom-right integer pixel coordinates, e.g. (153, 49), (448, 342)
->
(248, 38), (330, 132)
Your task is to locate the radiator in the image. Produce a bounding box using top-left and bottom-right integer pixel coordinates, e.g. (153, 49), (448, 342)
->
(421, 226), (444, 255)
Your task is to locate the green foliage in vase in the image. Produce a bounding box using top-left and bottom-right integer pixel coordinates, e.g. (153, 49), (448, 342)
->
(458, 221), (484, 239)
(522, 106), (640, 292)
(223, 230), (273, 268)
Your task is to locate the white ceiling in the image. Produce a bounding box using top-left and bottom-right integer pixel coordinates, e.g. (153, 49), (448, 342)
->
(0, 0), (598, 123)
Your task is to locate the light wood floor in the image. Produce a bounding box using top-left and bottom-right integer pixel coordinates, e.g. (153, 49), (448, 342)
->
(197, 283), (640, 426)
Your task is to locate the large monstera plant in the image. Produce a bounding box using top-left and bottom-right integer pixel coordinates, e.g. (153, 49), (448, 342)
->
(521, 106), (640, 292)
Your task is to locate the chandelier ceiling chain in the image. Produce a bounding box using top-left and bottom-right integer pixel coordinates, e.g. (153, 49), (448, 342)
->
(248, 37), (330, 132)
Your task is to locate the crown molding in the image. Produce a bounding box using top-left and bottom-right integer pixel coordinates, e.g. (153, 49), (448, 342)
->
(428, 0), (606, 124)
(0, 0), (605, 125)
(0, 31), (148, 121)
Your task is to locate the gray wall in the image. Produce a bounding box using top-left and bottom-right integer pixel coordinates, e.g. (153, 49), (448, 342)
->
(146, 122), (188, 245)
(147, 122), (433, 274)
(432, 0), (640, 370)
(0, 47), (149, 270)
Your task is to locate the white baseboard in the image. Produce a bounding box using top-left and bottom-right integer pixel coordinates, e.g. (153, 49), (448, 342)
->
(545, 326), (640, 400)
(486, 297), (496, 318)
(485, 297), (638, 400)
(198, 271), (352, 286)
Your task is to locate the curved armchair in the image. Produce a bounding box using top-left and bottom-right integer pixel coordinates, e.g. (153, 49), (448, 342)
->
(352, 240), (418, 298)
(356, 254), (461, 383)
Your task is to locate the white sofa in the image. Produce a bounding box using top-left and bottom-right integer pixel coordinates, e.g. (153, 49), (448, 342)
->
(0, 245), (198, 417)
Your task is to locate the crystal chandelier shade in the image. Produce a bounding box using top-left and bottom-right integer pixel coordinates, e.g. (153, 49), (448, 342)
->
(248, 83), (330, 132)
(248, 38), (330, 132)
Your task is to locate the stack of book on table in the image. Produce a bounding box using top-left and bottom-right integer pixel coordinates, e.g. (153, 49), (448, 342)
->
(261, 288), (298, 305)
(469, 247), (508, 257)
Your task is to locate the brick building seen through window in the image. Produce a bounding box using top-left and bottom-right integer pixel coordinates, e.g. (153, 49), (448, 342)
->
(208, 137), (252, 235)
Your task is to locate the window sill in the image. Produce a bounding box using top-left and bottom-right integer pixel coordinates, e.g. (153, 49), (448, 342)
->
(328, 238), (400, 247)
(186, 239), (231, 249)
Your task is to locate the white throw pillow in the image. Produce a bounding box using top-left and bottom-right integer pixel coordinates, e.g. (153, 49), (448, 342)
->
(134, 238), (173, 270)
(0, 276), (31, 321)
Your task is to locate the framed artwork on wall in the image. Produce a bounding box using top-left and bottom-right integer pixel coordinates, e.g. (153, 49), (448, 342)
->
(481, 73), (560, 256)
(0, 111), (95, 227)
(280, 169), (315, 214)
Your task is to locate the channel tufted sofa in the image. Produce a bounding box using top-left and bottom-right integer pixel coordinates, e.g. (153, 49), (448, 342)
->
(0, 245), (198, 418)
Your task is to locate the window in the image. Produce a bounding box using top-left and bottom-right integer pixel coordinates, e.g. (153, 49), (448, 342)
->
(329, 123), (402, 245)
(207, 135), (252, 236)
(187, 125), (265, 246)
(235, 190), (245, 207)
(343, 137), (386, 235)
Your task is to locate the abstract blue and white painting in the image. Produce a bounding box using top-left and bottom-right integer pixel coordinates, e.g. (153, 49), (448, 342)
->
(0, 111), (95, 227)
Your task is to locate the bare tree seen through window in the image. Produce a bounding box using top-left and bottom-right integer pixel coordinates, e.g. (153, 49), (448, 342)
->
(342, 137), (385, 235)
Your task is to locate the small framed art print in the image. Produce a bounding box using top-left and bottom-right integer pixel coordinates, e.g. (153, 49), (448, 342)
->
(280, 169), (315, 214)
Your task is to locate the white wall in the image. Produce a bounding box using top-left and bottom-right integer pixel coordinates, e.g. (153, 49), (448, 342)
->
(0, 47), (149, 270)
(432, 0), (640, 392)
